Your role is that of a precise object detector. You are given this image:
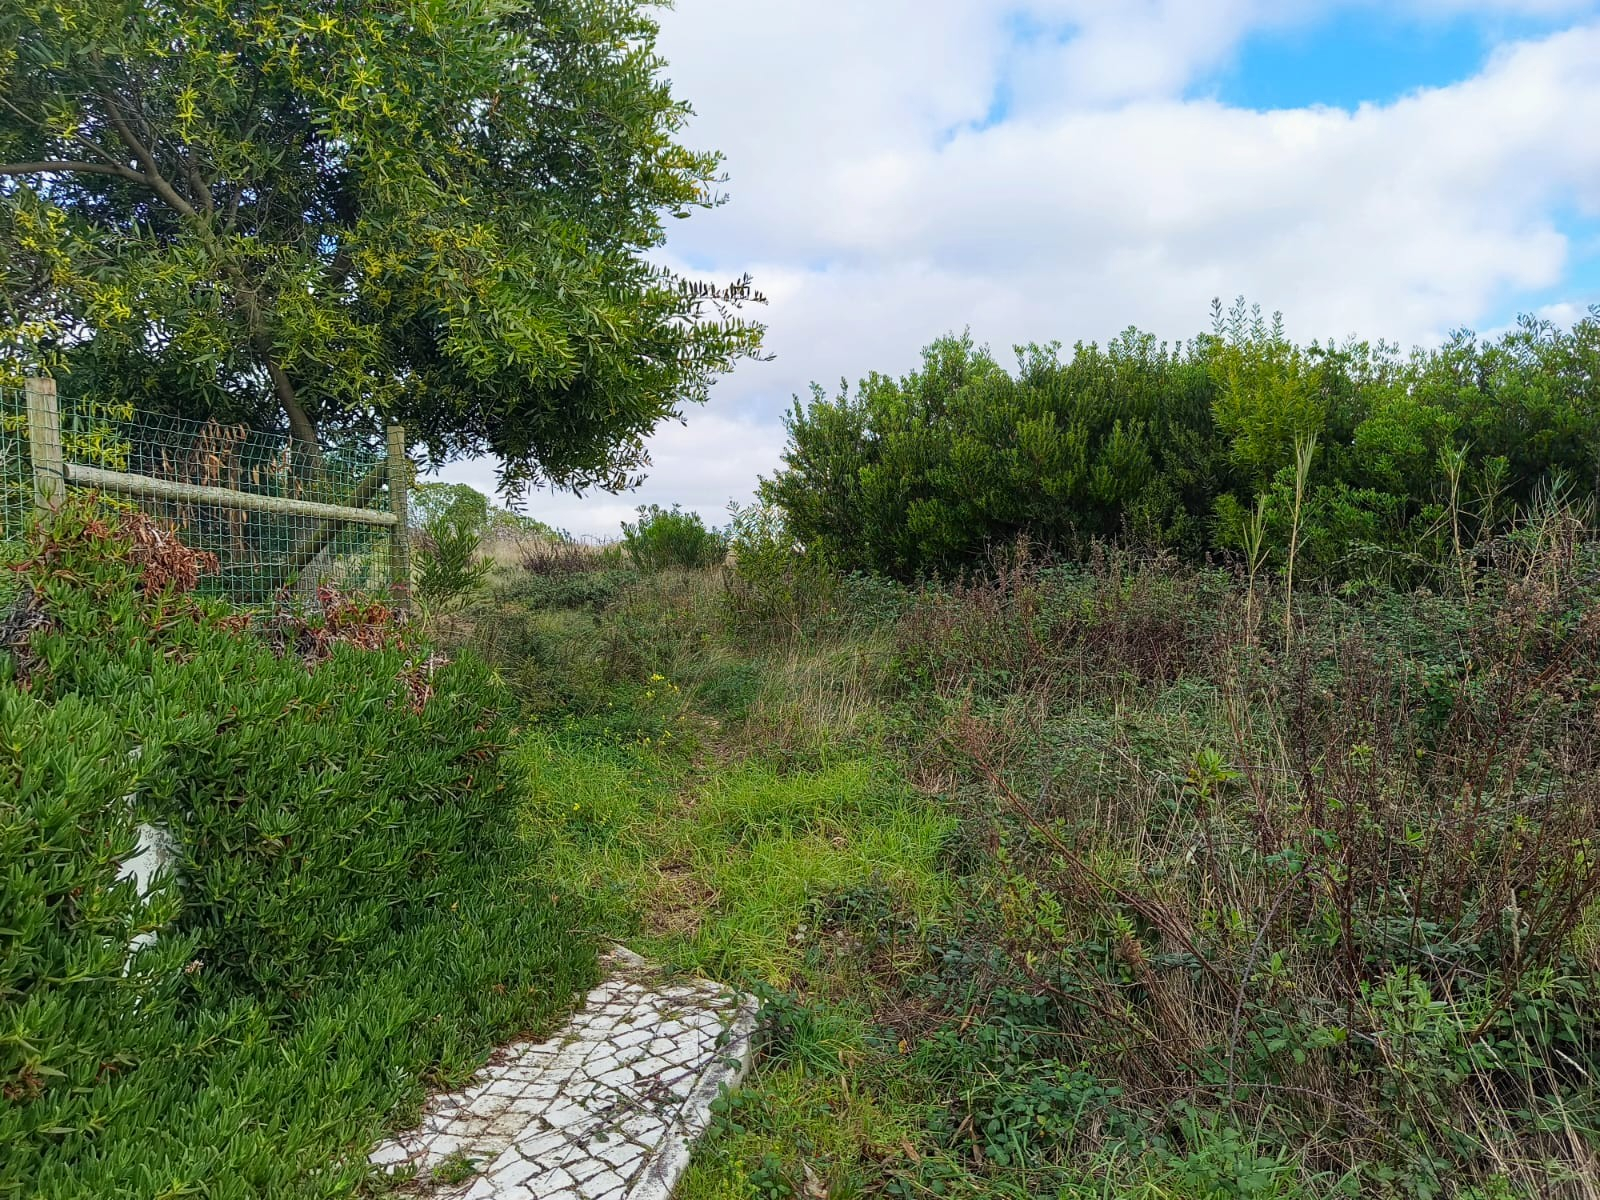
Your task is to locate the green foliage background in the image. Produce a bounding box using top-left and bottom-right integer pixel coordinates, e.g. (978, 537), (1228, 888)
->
(764, 301), (1600, 584)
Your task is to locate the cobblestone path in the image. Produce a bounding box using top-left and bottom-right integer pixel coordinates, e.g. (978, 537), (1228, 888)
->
(371, 947), (758, 1200)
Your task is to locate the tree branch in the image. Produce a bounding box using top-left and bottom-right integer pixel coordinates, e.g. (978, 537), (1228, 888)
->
(0, 159), (150, 181)
(262, 346), (320, 452)
(97, 87), (198, 219)
(244, 320), (320, 460)
(185, 152), (216, 218)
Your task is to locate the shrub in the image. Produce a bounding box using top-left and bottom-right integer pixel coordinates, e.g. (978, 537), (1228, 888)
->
(0, 504), (594, 1195)
(498, 565), (639, 612)
(764, 304), (1600, 585)
(723, 502), (837, 639)
(622, 503), (726, 571)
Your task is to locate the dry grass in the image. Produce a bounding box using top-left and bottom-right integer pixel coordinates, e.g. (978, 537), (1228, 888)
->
(738, 635), (897, 764)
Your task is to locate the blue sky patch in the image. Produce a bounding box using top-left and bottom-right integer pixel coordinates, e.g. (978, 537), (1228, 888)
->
(1206, 9), (1561, 112)
(1501, 214), (1600, 326)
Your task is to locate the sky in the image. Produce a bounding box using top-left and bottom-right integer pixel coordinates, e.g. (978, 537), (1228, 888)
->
(439, 0), (1600, 537)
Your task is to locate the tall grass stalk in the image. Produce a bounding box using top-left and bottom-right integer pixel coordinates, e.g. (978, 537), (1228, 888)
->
(1439, 442), (1472, 598)
(1240, 492), (1270, 639)
(1283, 430), (1317, 652)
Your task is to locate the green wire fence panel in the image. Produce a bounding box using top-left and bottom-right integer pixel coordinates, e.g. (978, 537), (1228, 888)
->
(0, 381), (408, 610)
(0, 387), (31, 549)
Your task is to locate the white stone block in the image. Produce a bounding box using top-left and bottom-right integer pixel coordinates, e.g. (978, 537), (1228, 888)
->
(566, 1156), (605, 1184)
(368, 1141), (409, 1167)
(595, 1065), (638, 1088)
(425, 1133), (463, 1158)
(531, 1165), (575, 1191)
(597, 1140), (644, 1172)
(513, 1129), (570, 1161)
(491, 1155), (538, 1189)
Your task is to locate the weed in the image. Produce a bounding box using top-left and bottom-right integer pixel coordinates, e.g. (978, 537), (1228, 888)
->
(431, 1151), (479, 1185)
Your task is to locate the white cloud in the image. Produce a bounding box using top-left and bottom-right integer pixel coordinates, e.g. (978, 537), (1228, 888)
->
(436, 409), (784, 539)
(443, 5), (1600, 536)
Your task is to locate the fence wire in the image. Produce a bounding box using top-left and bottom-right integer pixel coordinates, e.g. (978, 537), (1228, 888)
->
(0, 385), (398, 609)
(0, 388), (31, 609)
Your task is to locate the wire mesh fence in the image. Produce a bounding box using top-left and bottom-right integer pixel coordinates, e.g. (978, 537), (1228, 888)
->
(0, 387), (31, 548)
(0, 382), (403, 610)
(0, 387), (31, 610)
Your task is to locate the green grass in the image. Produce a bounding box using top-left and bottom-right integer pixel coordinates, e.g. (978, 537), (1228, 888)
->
(508, 711), (959, 1200)
(515, 730), (952, 986)
(495, 569), (966, 1200)
(677, 1054), (926, 1200)
(680, 763), (952, 982)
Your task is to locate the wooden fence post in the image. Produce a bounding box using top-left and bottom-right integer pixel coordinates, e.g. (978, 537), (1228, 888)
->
(24, 377), (64, 513)
(386, 424), (410, 608)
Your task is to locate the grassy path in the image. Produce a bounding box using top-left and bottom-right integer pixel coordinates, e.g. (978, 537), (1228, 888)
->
(515, 730), (951, 985)
(509, 698), (963, 1200)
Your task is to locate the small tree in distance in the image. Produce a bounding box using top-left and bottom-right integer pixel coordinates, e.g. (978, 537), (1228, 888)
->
(622, 504), (726, 571)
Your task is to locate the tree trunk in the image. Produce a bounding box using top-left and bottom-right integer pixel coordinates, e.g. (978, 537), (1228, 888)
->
(249, 330), (322, 472)
(264, 352), (319, 453)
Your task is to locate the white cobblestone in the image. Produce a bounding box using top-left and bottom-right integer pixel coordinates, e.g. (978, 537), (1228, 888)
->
(370, 1141), (410, 1167)
(489, 1156), (537, 1189)
(598, 1141), (646, 1172)
(540, 1167), (578, 1190)
(513, 1129), (568, 1160)
(370, 946), (757, 1200)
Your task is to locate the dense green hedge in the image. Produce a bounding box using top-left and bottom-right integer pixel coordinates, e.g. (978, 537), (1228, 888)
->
(764, 303), (1600, 583)
(0, 507), (593, 1197)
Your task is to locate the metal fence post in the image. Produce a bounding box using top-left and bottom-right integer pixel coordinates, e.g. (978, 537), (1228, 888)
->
(386, 424), (410, 609)
(24, 377), (64, 513)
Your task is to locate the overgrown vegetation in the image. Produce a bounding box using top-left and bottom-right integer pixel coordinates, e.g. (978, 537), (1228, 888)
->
(443, 470), (1600, 1199)
(0, 505), (593, 1197)
(766, 303), (1600, 586)
(37, 1), (1600, 1193)
(10, 291), (1600, 1197)
(412, 482), (500, 617)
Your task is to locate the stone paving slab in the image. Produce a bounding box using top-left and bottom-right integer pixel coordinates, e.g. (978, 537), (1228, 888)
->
(371, 947), (758, 1200)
